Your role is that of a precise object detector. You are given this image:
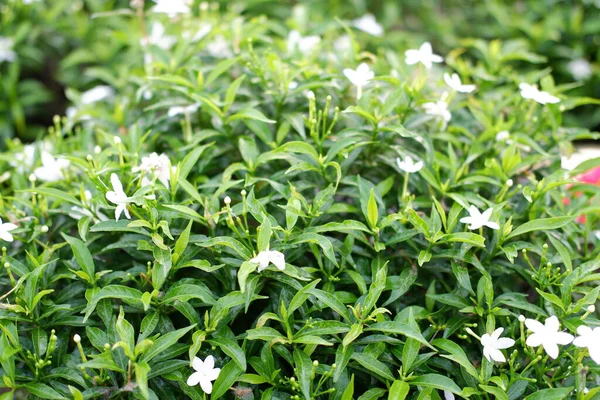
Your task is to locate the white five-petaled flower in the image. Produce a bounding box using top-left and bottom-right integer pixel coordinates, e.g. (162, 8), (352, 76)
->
(460, 205), (499, 230)
(142, 22), (177, 50)
(168, 103), (200, 118)
(405, 42), (443, 69)
(352, 14), (384, 37)
(0, 37), (16, 63)
(151, 0), (190, 16)
(519, 83), (560, 105)
(33, 153), (71, 182)
(287, 30), (321, 54)
(443, 73), (476, 93)
(343, 63), (374, 99)
(187, 355), (221, 394)
(525, 316), (574, 359)
(80, 86), (115, 105)
(396, 156), (423, 173)
(480, 328), (515, 363)
(250, 250), (286, 272)
(105, 173), (132, 221)
(573, 325), (600, 364)
(423, 98), (451, 122)
(568, 58), (592, 81)
(0, 218), (18, 242)
(133, 152), (173, 189)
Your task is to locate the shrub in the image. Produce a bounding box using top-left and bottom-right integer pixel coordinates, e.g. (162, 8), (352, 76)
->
(0, 1), (599, 399)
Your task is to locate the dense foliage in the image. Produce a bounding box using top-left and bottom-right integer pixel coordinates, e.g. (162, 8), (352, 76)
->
(1, 1), (600, 399)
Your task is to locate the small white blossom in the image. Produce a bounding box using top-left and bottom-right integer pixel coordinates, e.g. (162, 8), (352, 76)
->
(343, 63), (374, 99)
(495, 130), (510, 142)
(405, 42), (443, 69)
(80, 86), (114, 105)
(573, 325), (600, 364)
(460, 205), (499, 230)
(519, 83), (560, 104)
(480, 328), (515, 363)
(33, 153), (70, 182)
(187, 355), (221, 394)
(352, 14), (383, 37)
(525, 316), (574, 359)
(151, 0), (190, 16)
(133, 153), (172, 188)
(168, 103), (200, 118)
(423, 98), (451, 122)
(396, 156), (423, 173)
(0, 218), (18, 242)
(142, 22), (176, 50)
(0, 37), (16, 63)
(560, 147), (600, 171)
(206, 35), (233, 58)
(105, 174), (132, 221)
(334, 35), (353, 54)
(443, 73), (476, 93)
(287, 30), (320, 54)
(250, 250), (286, 272)
(11, 142), (52, 173)
(568, 58), (592, 81)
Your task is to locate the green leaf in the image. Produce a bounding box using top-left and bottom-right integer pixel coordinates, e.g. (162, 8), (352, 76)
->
(238, 261), (258, 294)
(256, 215), (272, 252)
(293, 348), (312, 400)
(20, 187), (79, 206)
(228, 108), (275, 124)
(432, 338), (479, 380)
(211, 360), (243, 400)
(342, 374), (355, 400)
(524, 387), (573, 400)
(61, 233), (96, 284)
(23, 383), (67, 399)
(135, 361), (150, 399)
(208, 337), (246, 371)
(367, 188), (379, 229)
(351, 353), (395, 382)
(365, 321), (434, 350)
(141, 325), (195, 362)
(506, 216), (575, 239)
(388, 380), (410, 400)
(162, 283), (217, 305)
(409, 374), (461, 394)
(83, 285), (144, 322)
(174, 220), (193, 264)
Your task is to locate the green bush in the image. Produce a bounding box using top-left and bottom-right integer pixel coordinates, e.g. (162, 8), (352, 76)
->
(0, 1), (600, 399)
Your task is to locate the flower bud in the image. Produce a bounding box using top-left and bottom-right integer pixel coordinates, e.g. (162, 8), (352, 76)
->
(307, 91), (315, 100)
(41, 225), (49, 233)
(518, 315), (525, 322)
(113, 136), (122, 144)
(506, 179), (513, 187)
(94, 145), (102, 154)
(224, 196), (231, 205)
(587, 305), (595, 313)
(73, 334), (81, 343)
(29, 173), (37, 182)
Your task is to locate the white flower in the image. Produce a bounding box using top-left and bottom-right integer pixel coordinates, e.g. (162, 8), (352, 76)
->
(560, 146), (600, 171)
(495, 130), (510, 142)
(519, 83), (560, 104)
(151, 0), (190, 16)
(69, 190), (108, 222)
(142, 22), (176, 50)
(250, 250), (286, 272)
(352, 14), (383, 37)
(568, 58), (592, 81)
(573, 325), (600, 364)
(480, 328), (515, 363)
(80, 86), (114, 105)
(334, 35), (353, 54)
(133, 153), (172, 188)
(0, 218), (18, 242)
(11, 142), (52, 173)
(168, 103), (200, 118)
(443, 391), (455, 400)
(405, 42), (443, 69)
(187, 355), (221, 394)
(206, 36), (233, 58)
(105, 173), (132, 221)
(33, 152), (70, 182)
(460, 205), (499, 230)
(0, 37), (16, 63)
(73, 334), (81, 343)
(443, 73), (476, 93)
(423, 98), (451, 122)
(525, 316), (574, 359)
(396, 156), (423, 173)
(343, 63), (374, 99)
(287, 30), (320, 54)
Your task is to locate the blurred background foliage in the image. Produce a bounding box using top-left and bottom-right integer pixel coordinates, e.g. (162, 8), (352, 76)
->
(0, 0), (598, 146)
